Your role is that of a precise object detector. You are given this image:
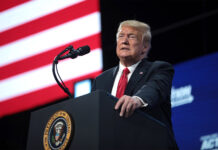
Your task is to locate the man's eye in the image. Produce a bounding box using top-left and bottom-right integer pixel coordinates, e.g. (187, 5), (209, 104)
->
(119, 35), (124, 38)
(129, 35), (136, 38)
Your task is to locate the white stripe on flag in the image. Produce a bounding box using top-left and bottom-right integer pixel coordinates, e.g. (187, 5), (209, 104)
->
(0, 12), (101, 67)
(0, 0), (84, 32)
(0, 48), (102, 102)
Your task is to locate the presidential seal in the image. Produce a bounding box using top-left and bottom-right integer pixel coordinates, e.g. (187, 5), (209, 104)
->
(43, 110), (73, 150)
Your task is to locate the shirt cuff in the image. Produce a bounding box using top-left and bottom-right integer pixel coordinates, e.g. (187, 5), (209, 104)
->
(132, 96), (148, 107)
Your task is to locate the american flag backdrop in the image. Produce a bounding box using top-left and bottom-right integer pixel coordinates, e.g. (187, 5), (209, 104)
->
(0, 0), (103, 117)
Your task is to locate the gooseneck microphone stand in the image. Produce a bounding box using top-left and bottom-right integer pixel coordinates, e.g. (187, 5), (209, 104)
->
(52, 45), (90, 98)
(52, 45), (74, 98)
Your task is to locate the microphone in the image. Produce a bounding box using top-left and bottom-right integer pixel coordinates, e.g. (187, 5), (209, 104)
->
(59, 45), (90, 60)
(76, 45), (90, 56)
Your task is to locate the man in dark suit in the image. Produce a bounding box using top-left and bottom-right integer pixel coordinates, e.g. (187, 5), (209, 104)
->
(92, 20), (175, 135)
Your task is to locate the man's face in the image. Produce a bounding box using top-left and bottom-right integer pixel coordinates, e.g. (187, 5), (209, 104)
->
(116, 26), (148, 66)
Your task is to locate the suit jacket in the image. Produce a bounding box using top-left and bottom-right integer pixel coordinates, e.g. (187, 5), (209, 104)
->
(92, 58), (174, 132)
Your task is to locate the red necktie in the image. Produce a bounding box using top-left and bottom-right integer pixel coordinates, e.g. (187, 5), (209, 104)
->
(116, 68), (130, 99)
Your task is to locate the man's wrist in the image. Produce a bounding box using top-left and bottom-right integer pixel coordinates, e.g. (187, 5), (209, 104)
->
(132, 96), (148, 107)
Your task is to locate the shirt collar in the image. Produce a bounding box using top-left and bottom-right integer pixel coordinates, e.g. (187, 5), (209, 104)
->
(119, 60), (141, 73)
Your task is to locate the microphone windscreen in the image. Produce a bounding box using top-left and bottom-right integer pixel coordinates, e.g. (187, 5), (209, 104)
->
(78, 45), (90, 55)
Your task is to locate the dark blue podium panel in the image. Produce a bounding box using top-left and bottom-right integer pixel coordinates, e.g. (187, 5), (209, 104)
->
(171, 52), (218, 150)
(27, 90), (174, 150)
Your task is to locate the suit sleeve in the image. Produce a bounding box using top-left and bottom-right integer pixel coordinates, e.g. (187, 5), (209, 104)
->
(134, 61), (174, 108)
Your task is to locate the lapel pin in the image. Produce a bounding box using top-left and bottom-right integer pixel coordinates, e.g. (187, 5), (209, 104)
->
(139, 72), (143, 75)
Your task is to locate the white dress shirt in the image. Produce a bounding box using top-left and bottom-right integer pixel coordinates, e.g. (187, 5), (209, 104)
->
(111, 61), (148, 107)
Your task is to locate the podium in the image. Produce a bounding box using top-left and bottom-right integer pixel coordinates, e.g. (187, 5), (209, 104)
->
(27, 90), (176, 150)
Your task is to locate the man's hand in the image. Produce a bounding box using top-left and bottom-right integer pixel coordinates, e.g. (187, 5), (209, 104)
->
(114, 95), (143, 118)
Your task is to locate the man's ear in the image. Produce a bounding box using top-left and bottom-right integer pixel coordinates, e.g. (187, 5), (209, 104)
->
(143, 43), (149, 52)
(141, 44), (150, 56)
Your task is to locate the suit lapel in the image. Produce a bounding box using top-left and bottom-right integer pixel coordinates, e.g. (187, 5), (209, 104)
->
(106, 66), (119, 93)
(125, 59), (150, 95)
(113, 66), (119, 78)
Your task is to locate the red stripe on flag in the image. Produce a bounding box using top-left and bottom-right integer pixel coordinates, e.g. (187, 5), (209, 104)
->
(0, 70), (102, 118)
(0, 33), (101, 80)
(0, 0), (99, 46)
(0, 0), (30, 12)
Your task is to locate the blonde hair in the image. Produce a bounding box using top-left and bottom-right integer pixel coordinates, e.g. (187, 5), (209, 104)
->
(116, 20), (151, 47)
